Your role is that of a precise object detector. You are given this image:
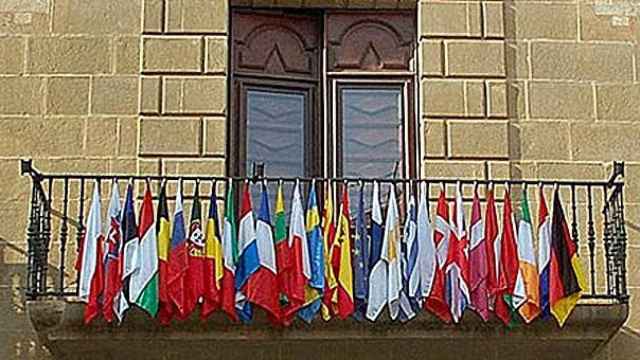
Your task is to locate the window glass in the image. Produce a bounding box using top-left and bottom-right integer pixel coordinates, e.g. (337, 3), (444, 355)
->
(341, 88), (403, 179)
(246, 89), (306, 178)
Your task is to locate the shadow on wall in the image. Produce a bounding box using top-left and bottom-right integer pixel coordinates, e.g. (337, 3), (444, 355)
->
(0, 238), (51, 359)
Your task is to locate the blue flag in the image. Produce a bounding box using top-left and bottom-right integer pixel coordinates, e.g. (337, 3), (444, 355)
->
(398, 193), (417, 322)
(353, 184), (369, 321)
(298, 182), (325, 323)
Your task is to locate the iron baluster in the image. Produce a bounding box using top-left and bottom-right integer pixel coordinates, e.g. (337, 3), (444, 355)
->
(586, 185), (596, 296)
(615, 186), (628, 302)
(38, 183), (51, 294)
(75, 178), (86, 295)
(570, 185), (579, 247)
(602, 187), (613, 296)
(26, 183), (40, 299)
(58, 179), (69, 295)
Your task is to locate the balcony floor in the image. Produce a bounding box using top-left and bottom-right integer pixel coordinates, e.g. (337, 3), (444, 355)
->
(27, 299), (627, 360)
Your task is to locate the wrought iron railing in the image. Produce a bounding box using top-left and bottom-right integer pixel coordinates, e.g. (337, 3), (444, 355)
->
(20, 159), (628, 303)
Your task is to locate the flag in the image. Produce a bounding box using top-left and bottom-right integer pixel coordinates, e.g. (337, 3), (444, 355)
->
(321, 182), (338, 321)
(444, 183), (470, 323)
(156, 182), (174, 325)
(550, 187), (586, 327)
(469, 185), (489, 321)
(78, 183), (104, 325)
(517, 188), (540, 323)
(424, 188), (452, 323)
(538, 187), (552, 318)
(495, 188), (525, 326)
(399, 191), (417, 322)
(335, 184), (354, 319)
(129, 183), (159, 317)
(168, 181), (188, 319)
(235, 182), (258, 322)
(183, 185), (206, 319)
(366, 182), (386, 321)
(221, 181), (239, 322)
(274, 183), (290, 315)
(201, 186), (224, 320)
(352, 183), (369, 321)
(298, 182), (325, 323)
(102, 181), (122, 323)
(116, 183), (138, 320)
(416, 182), (436, 308)
(281, 181), (311, 324)
(247, 182), (280, 325)
(484, 186), (500, 313)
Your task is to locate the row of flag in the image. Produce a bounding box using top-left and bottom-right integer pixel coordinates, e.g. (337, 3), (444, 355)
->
(77, 179), (585, 327)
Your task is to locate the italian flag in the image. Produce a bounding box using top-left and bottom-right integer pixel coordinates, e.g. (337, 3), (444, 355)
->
(517, 189), (540, 323)
(130, 184), (159, 316)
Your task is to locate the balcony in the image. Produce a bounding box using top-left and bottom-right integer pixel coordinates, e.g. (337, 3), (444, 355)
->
(19, 159), (629, 360)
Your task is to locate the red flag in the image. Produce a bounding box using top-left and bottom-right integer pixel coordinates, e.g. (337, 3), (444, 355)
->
(281, 182), (310, 324)
(495, 189), (523, 325)
(201, 190), (223, 320)
(424, 189), (452, 323)
(156, 183), (174, 325)
(182, 186), (206, 320)
(78, 185), (105, 325)
(103, 182), (123, 323)
(469, 186), (489, 321)
(484, 187), (499, 313)
(168, 182), (189, 319)
(335, 185), (354, 319)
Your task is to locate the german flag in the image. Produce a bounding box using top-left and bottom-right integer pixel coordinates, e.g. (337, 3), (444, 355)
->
(549, 187), (586, 327)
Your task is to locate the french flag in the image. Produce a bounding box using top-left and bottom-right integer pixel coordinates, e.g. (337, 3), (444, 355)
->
(246, 182), (281, 325)
(235, 182), (259, 322)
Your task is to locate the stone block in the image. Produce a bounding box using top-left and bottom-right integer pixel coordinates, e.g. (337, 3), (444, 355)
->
(423, 119), (445, 158)
(85, 117), (118, 156)
(52, 0), (140, 34)
(143, 0), (164, 33)
(423, 80), (464, 117)
(0, 11), (50, 35)
(140, 76), (161, 114)
(0, 37), (24, 74)
(571, 123), (640, 162)
(0, 76), (44, 114)
(422, 160), (485, 179)
(118, 116), (138, 157)
(536, 162), (605, 181)
(507, 41), (529, 80)
(421, 40), (442, 76)
(483, 1), (504, 38)
(142, 36), (202, 73)
(204, 117), (226, 156)
(0, 160), (31, 203)
(166, 159), (226, 177)
(115, 36), (140, 74)
(596, 84), (640, 122)
(27, 36), (111, 74)
(139, 117), (201, 155)
(0, 117), (85, 157)
(166, 0), (227, 33)
(514, 2), (577, 40)
(580, 4), (640, 42)
(528, 82), (594, 120)
(421, 1), (480, 37)
(448, 120), (509, 159)
(488, 81), (507, 118)
(46, 76), (89, 115)
(465, 80), (485, 117)
(446, 40), (505, 77)
(205, 36), (227, 74)
(531, 42), (634, 82)
(518, 121), (571, 161)
(163, 76), (227, 114)
(91, 76), (139, 115)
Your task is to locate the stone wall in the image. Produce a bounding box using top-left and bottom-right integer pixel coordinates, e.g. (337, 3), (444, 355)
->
(0, 0), (639, 359)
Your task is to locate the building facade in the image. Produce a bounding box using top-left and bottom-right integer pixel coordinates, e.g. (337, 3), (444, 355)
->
(0, 0), (639, 359)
